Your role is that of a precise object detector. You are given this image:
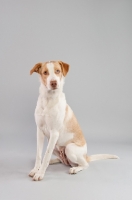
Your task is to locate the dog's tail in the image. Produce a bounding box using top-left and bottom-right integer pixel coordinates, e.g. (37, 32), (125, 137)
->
(86, 154), (119, 162)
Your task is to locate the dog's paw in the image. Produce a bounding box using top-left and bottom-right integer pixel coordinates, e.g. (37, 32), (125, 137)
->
(33, 172), (44, 181)
(69, 167), (77, 174)
(29, 168), (39, 177)
(69, 167), (83, 174)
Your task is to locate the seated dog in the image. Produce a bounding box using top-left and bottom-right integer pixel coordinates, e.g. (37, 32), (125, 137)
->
(29, 61), (118, 181)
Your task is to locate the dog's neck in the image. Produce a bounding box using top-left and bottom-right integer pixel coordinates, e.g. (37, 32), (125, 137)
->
(39, 77), (65, 100)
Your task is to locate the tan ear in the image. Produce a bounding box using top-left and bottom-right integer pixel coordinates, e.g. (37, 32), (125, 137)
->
(58, 61), (70, 77)
(30, 63), (42, 75)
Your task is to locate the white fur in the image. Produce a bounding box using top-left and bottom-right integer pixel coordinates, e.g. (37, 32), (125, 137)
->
(29, 62), (119, 180)
(29, 62), (87, 180)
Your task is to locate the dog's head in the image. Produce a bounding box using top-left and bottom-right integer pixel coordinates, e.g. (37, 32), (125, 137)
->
(30, 61), (69, 90)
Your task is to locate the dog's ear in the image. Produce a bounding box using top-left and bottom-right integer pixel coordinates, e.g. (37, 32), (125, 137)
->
(58, 61), (70, 77)
(30, 63), (42, 75)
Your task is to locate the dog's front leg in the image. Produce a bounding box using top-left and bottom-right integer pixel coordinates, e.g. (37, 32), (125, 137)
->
(29, 127), (45, 177)
(33, 130), (59, 181)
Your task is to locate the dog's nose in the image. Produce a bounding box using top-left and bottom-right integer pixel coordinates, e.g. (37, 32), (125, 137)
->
(50, 80), (57, 88)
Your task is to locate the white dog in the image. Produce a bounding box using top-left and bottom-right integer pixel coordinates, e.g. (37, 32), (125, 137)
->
(29, 60), (118, 181)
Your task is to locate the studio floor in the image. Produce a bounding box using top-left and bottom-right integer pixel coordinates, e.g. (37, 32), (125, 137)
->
(0, 133), (132, 200)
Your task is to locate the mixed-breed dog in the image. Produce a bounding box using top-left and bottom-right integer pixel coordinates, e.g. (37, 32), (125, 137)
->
(29, 61), (119, 181)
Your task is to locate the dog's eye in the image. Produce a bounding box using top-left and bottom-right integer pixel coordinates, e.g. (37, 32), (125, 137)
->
(44, 71), (48, 75)
(56, 70), (60, 74)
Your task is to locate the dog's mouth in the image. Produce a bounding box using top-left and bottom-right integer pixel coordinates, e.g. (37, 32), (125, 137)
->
(48, 85), (58, 90)
(51, 87), (58, 90)
(50, 85), (58, 90)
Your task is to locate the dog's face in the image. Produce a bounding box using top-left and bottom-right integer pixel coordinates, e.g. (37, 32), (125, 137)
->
(30, 61), (69, 90)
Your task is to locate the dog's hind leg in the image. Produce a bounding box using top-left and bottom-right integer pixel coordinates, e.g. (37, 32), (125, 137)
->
(65, 143), (89, 174)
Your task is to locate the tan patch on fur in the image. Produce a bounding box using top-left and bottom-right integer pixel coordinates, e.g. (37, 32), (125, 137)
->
(30, 63), (42, 75)
(54, 62), (63, 79)
(58, 61), (69, 76)
(64, 105), (86, 146)
(30, 61), (69, 77)
(41, 63), (49, 86)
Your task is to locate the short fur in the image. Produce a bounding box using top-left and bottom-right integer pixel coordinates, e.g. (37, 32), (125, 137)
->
(29, 60), (119, 181)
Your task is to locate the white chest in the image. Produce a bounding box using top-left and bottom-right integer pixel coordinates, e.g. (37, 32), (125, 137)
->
(35, 93), (66, 138)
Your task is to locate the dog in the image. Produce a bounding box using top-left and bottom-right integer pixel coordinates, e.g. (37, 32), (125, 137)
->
(29, 60), (119, 181)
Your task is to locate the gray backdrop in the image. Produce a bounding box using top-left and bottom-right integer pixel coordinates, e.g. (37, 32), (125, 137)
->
(0, 0), (132, 200)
